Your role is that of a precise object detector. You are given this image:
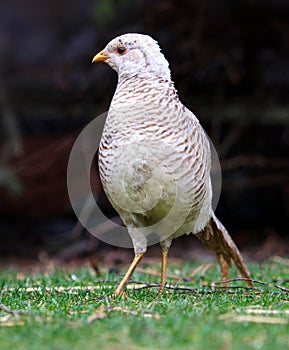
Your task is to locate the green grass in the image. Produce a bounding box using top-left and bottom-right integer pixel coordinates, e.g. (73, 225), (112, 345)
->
(0, 258), (288, 350)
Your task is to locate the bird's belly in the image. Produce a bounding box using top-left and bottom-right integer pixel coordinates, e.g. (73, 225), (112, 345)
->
(99, 135), (211, 239)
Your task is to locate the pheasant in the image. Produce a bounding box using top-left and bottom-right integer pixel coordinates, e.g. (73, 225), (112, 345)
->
(92, 33), (252, 296)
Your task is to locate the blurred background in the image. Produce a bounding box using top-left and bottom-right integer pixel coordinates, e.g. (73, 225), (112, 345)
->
(0, 0), (288, 268)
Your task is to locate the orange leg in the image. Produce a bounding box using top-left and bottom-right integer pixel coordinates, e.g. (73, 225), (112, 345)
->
(158, 247), (169, 296)
(114, 253), (145, 297)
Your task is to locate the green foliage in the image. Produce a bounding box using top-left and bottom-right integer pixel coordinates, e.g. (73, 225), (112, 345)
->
(0, 166), (22, 194)
(93, 0), (134, 24)
(0, 260), (288, 349)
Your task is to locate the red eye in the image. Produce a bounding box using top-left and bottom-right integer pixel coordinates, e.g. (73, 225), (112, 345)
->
(116, 46), (127, 55)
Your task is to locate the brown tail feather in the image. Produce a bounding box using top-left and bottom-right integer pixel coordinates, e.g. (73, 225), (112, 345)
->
(196, 214), (253, 287)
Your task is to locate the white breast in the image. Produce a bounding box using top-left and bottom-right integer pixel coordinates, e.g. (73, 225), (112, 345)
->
(99, 77), (212, 241)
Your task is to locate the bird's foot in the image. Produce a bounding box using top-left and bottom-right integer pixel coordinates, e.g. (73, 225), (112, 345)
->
(113, 289), (128, 299)
(157, 285), (166, 298)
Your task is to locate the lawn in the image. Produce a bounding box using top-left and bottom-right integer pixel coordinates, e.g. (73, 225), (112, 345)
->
(0, 257), (288, 350)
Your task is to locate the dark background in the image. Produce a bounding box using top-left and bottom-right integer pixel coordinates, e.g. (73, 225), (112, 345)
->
(0, 0), (288, 265)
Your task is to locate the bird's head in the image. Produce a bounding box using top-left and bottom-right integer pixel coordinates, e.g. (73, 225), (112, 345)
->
(92, 33), (171, 80)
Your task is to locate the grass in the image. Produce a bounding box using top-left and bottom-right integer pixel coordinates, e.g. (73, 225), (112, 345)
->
(0, 257), (289, 350)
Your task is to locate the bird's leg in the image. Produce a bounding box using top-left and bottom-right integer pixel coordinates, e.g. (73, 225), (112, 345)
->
(158, 248), (169, 296)
(216, 253), (231, 286)
(158, 240), (171, 296)
(113, 253), (145, 297)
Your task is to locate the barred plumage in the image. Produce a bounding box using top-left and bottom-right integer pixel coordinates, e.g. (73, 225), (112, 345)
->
(93, 33), (252, 296)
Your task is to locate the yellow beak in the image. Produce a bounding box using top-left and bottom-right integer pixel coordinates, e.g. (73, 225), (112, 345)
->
(92, 50), (109, 63)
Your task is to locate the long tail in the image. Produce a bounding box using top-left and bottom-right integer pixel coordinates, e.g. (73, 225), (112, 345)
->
(196, 213), (253, 287)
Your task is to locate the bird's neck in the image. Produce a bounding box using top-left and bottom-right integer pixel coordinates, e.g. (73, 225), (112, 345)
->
(113, 74), (179, 104)
(107, 76), (182, 132)
(117, 53), (171, 82)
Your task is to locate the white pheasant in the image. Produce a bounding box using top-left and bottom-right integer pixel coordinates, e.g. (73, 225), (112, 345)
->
(92, 33), (252, 296)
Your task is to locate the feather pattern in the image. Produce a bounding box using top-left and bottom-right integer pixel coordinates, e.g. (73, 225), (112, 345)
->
(93, 33), (252, 295)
